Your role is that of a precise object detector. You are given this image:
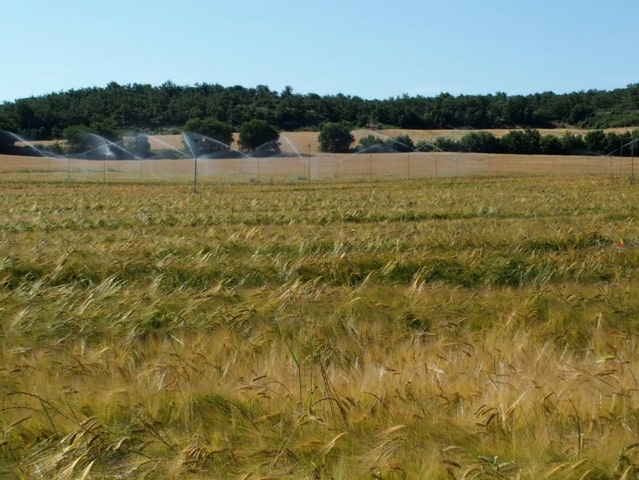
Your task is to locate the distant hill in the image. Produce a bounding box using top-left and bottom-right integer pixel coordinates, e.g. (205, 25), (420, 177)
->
(1, 81), (639, 140)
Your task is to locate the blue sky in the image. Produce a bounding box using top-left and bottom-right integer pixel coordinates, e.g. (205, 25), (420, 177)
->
(2, 0), (638, 103)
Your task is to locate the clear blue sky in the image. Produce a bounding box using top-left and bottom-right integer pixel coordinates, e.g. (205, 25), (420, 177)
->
(2, 0), (638, 103)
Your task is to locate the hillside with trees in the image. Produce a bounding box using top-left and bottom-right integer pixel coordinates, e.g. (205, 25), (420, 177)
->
(1, 82), (639, 140)
(1, 82), (638, 156)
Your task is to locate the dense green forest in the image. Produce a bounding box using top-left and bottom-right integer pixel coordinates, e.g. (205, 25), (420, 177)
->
(1, 81), (639, 140)
(1, 82), (639, 157)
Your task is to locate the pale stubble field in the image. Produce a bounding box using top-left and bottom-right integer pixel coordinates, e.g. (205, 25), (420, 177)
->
(2, 128), (636, 182)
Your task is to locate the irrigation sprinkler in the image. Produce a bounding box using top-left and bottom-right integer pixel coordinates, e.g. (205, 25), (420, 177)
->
(257, 156), (261, 183)
(193, 139), (198, 193)
(632, 140), (636, 184)
(628, 136), (638, 184)
(308, 144), (311, 184)
(103, 154), (107, 184)
(619, 138), (638, 183)
(369, 154), (373, 182)
(66, 155), (71, 182)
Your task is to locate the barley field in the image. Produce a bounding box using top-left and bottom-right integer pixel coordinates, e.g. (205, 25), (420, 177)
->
(1, 174), (639, 479)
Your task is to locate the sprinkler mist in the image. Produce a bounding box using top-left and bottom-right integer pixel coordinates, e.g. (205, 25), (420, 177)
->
(193, 144), (198, 194)
(181, 132), (199, 193)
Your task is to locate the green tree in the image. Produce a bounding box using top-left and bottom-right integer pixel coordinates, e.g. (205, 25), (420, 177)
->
(184, 117), (234, 156)
(14, 101), (44, 138)
(584, 130), (607, 154)
(184, 117), (234, 146)
(539, 135), (565, 155)
(61, 124), (122, 158)
(318, 122), (354, 153)
(569, 104), (593, 126)
(434, 137), (462, 152)
(604, 132), (623, 155)
(385, 134), (415, 152)
(238, 119), (279, 154)
(90, 121), (120, 142)
(123, 134), (152, 159)
(357, 134), (386, 152)
(62, 125), (92, 154)
(0, 114), (18, 151)
(560, 132), (586, 154)
(460, 131), (500, 153)
(500, 129), (541, 154)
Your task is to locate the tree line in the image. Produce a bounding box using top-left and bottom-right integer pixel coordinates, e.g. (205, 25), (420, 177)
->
(349, 127), (639, 156)
(1, 81), (639, 141)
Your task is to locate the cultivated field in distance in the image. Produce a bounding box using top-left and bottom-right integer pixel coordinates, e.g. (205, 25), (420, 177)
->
(4, 128), (637, 184)
(1, 173), (639, 478)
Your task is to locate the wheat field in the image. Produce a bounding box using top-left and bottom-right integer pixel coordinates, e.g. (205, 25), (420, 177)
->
(1, 171), (639, 478)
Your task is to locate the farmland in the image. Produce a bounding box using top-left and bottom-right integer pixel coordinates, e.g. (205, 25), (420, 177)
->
(4, 128), (637, 184)
(1, 170), (639, 478)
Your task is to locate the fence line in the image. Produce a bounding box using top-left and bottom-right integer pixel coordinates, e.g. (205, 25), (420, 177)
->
(0, 152), (634, 184)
